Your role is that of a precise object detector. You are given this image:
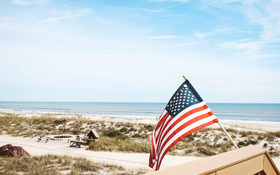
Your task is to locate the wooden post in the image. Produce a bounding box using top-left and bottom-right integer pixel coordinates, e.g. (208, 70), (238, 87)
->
(182, 74), (238, 149)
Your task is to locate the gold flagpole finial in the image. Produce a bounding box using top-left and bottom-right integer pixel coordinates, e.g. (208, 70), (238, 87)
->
(182, 75), (187, 81)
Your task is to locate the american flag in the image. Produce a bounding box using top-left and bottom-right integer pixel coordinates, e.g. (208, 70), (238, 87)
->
(149, 79), (218, 170)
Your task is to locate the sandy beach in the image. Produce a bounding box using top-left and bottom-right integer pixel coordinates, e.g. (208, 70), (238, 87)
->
(0, 111), (280, 173)
(1, 135), (279, 171)
(0, 135), (200, 171)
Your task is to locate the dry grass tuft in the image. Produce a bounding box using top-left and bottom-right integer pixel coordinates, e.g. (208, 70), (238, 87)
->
(87, 136), (150, 153)
(0, 154), (147, 175)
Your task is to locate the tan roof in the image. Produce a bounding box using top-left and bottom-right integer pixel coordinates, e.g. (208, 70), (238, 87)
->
(91, 129), (99, 138)
(146, 145), (279, 175)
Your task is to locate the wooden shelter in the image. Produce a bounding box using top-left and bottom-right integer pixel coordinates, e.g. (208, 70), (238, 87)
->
(87, 129), (99, 140)
(146, 145), (279, 175)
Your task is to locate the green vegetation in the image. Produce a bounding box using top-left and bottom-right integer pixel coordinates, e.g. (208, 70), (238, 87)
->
(0, 113), (152, 139)
(103, 129), (128, 140)
(0, 154), (147, 175)
(87, 136), (150, 153)
(0, 112), (279, 157)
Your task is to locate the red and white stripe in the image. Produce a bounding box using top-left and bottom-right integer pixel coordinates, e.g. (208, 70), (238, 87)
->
(149, 101), (218, 170)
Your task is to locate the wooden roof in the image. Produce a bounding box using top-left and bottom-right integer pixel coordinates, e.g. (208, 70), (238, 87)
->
(88, 129), (99, 138)
(146, 145), (279, 175)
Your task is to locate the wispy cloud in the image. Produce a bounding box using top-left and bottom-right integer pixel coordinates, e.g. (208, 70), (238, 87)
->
(202, 0), (280, 57)
(150, 0), (189, 2)
(122, 4), (181, 14)
(39, 9), (92, 23)
(150, 35), (181, 39)
(194, 31), (210, 40)
(213, 0), (280, 43)
(241, 0), (280, 43)
(221, 40), (263, 54)
(175, 41), (200, 46)
(124, 7), (167, 13)
(194, 28), (229, 39)
(11, 0), (48, 6)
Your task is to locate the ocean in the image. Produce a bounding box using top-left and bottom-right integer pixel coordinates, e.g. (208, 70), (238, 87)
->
(0, 102), (280, 123)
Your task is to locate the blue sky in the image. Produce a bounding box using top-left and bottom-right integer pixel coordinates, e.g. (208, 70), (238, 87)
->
(0, 0), (280, 103)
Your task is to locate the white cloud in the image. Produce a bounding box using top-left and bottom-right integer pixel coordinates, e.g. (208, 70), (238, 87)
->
(221, 40), (263, 54)
(194, 28), (229, 40)
(11, 0), (48, 6)
(125, 7), (166, 13)
(39, 8), (92, 22)
(217, 0), (280, 43)
(175, 41), (200, 46)
(150, 35), (181, 39)
(150, 0), (189, 2)
(194, 31), (210, 40)
(203, 0), (280, 56)
(241, 0), (280, 43)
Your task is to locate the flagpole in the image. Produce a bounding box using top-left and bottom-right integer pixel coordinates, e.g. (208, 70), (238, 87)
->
(182, 75), (238, 149)
(217, 122), (238, 149)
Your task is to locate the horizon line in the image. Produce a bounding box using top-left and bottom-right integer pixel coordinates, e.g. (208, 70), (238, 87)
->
(0, 101), (279, 104)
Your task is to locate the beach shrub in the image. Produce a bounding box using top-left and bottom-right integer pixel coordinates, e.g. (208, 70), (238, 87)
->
(120, 127), (128, 133)
(266, 134), (275, 142)
(104, 129), (127, 140)
(270, 131), (280, 137)
(143, 124), (154, 131)
(87, 136), (150, 153)
(196, 147), (216, 156)
(53, 119), (67, 125)
(248, 139), (258, 145)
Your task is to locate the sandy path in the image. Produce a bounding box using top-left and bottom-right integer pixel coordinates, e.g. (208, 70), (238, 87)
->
(0, 135), (199, 171)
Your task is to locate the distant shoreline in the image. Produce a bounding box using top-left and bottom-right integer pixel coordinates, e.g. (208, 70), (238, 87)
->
(1, 102), (280, 123)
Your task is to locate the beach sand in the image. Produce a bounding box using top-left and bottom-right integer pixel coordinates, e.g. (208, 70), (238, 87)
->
(0, 111), (280, 172)
(0, 135), (279, 172)
(0, 135), (199, 172)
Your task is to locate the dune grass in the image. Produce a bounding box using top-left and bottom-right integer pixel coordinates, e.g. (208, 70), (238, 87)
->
(0, 154), (147, 175)
(0, 112), (279, 157)
(87, 136), (150, 153)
